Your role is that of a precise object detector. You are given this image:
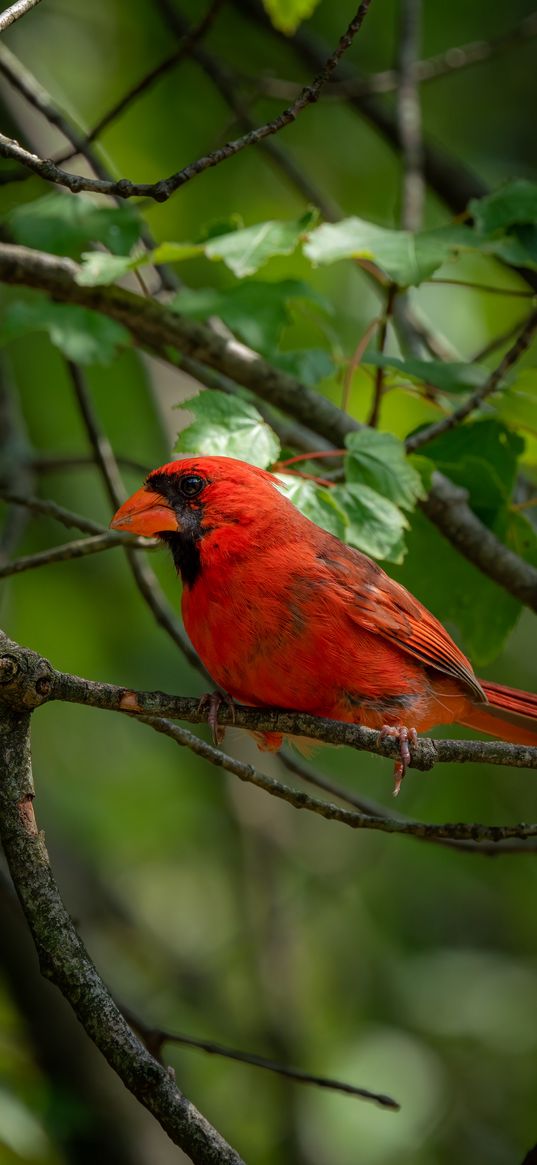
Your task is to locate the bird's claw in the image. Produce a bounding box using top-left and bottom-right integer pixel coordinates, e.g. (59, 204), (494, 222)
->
(379, 725), (418, 796)
(198, 690), (236, 746)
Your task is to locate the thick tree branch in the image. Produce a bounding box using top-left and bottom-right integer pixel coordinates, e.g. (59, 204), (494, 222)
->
(0, 2), (374, 202)
(1, 242), (536, 613)
(0, 701), (246, 1164)
(1, 632), (536, 776)
(0, 0), (42, 32)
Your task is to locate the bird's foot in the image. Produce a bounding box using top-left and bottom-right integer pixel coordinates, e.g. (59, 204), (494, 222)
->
(379, 725), (418, 797)
(198, 690), (236, 746)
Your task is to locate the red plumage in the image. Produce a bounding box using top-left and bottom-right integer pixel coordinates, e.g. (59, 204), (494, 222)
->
(111, 455), (537, 786)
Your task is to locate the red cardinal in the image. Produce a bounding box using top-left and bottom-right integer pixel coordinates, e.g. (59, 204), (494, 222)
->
(111, 455), (537, 792)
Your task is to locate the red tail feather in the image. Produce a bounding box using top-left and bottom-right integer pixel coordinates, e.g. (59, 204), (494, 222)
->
(461, 681), (537, 747)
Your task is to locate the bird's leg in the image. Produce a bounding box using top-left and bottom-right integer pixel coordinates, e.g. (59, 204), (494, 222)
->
(379, 725), (418, 796)
(198, 690), (236, 746)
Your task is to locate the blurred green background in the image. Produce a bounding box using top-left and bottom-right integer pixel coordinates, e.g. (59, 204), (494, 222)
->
(1, 1), (537, 1163)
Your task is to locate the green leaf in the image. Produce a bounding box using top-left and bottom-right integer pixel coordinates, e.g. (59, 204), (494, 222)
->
(205, 209), (318, 277)
(419, 419), (523, 515)
(150, 241), (205, 265)
(366, 354), (489, 394)
(470, 180), (537, 236)
(304, 218), (474, 286)
(76, 251), (142, 286)
(7, 192), (141, 257)
(0, 297), (129, 364)
(261, 0), (321, 34)
(277, 475), (348, 538)
(470, 181), (537, 269)
(272, 347), (334, 386)
(491, 371), (537, 435)
(345, 430), (426, 512)
(174, 390), (280, 469)
(391, 507), (522, 665)
(170, 279), (328, 353)
(332, 482), (408, 563)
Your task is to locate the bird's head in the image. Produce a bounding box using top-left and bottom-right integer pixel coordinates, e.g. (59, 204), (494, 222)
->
(110, 455), (284, 584)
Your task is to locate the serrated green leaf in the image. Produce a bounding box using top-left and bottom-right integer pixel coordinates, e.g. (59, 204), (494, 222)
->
(261, 0), (321, 34)
(174, 389), (280, 469)
(0, 297), (129, 364)
(205, 209), (318, 277)
(7, 192), (141, 257)
(344, 430), (425, 511)
(277, 475), (347, 538)
(304, 217), (474, 286)
(366, 354), (489, 394)
(332, 482), (408, 563)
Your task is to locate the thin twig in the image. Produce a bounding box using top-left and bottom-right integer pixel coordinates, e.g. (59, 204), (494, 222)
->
(367, 285), (397, 426)
(396, 0), (424, 231)
(341, 316), (380, 412)
(280, 751), (537, 856)
(0, 0), (42, 33)
(0, 1), (374, 202)
(407, 308), (537, 452)
(86, 0), (224, 145)
(251, 11), (537, 100)
(154, 0), (341, 219)
(428, 278), (534, 298)
(124, 1007), (399, 1109)
(67, 362), (209, 677)
(0, 489), (109, 535)
(0, 531), (154, 577)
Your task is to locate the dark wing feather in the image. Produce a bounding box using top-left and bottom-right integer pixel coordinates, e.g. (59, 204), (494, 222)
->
(315, 536), (485, 703)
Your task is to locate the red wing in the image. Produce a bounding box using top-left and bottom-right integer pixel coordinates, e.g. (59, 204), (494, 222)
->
(317, 537), (485, 702)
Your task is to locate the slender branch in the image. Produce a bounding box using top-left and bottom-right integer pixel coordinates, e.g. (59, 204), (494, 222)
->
(124, 1007), (399, 1109)
(0, 0), (42, 33)
(86, 0), (224, 145)
(396, 0), (424, 231)
(0, 531), (156, 577)
(1, 242), (536, 612)
(1, 632), (536, 776)
(367, 284), (397, 426)
(66, 362), (209, 677)
(0, 1), (374, 202)
(251, 11), (537, 100)
(407, 308), (537, 452)
(280, 751), (537, 856)
(32, 452), (150, 475)
(0, 489), (114, 535)
(0, 701), (246, 1164)
(130, 714), (537, 845)
(154, 0), (341, 219)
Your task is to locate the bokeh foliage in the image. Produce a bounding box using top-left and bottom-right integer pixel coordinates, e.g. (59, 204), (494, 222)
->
(1, 1), (537, 1163)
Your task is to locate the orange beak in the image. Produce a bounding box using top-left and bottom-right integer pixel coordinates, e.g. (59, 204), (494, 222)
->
(110, 487), (178, 537)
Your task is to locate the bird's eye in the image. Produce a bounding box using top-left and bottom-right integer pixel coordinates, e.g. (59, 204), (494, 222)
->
(179, 474), (205, 498)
